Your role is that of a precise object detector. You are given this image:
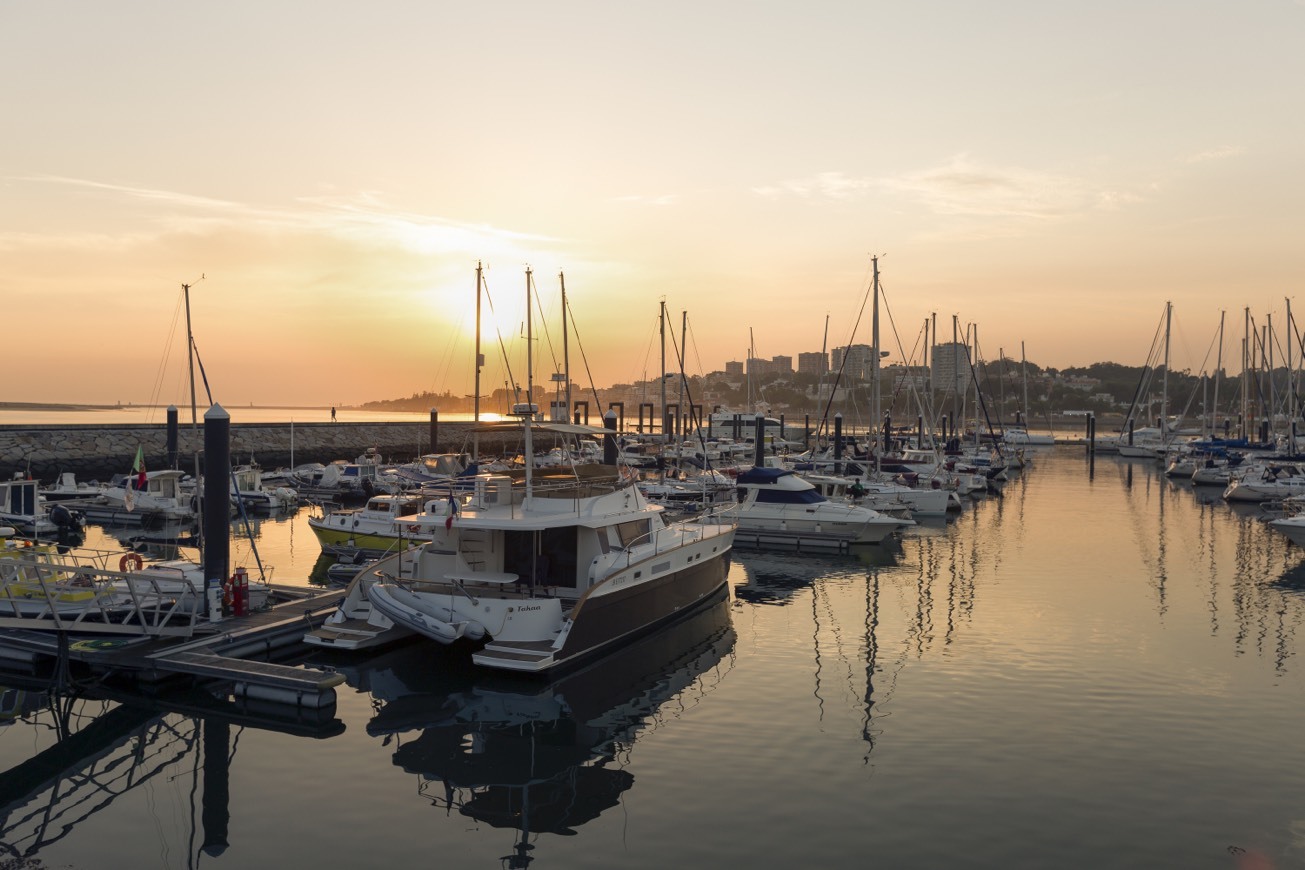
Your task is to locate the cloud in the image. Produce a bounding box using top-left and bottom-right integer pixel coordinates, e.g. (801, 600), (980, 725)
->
(752, 157), (1137, 223)
(613, 193), (680, 207)
(885, 154), (1107, 220)
(752, 171), (873, 200)
(7, 174), (560, 259)
(1182, 145), (1245, 164)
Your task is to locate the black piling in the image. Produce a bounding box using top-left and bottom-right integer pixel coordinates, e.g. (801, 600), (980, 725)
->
(203, 404), (231, 600)
(603, 410), (619, 465)
(429, 409), (438, 453)
(834, 413), (843, 476)
(201, 720), (231, 857)
(166, 405), (179, 469)
(753, 415), (766, 467)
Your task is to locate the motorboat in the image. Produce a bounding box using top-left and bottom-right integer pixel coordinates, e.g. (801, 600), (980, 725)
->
(1222, 462), (1305, 503)
(725, 466), (912, 551)
(93, 469), (197, 524)
(304, 422), (736, 672)
(0, 477), (86, 539)
(230, 463), (298, 513)
(307, 492), (430, 557)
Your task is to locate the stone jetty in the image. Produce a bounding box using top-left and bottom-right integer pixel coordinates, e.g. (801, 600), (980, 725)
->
(0, 420), (512, 482)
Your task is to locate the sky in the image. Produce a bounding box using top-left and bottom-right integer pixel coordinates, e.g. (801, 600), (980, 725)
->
(4, 0), (1304, 408)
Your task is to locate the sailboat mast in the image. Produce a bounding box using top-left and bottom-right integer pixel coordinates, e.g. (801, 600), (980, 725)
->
(560, 271), (570, 423)
(1213, 310), (1224, 439)
(474, 262), (483, 425)
(659, 299), (667, 440)
(680, 309), (688, 434)
(1162, 301), (1171, 442)
(1289, 298), (1296, 454)
(524, 267), (535, 496)
(1242, 307), (1250, 439)
(182, 282), (203, 544)
(871, 256), (881, 460)
(473, 262), (484, 461)
(1021, 341), (1030, 429)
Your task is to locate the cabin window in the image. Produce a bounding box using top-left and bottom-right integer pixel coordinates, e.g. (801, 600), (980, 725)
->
(398, 502), (419, 518)
(613, 519), (649, 548)
(502, 528), (578, 590)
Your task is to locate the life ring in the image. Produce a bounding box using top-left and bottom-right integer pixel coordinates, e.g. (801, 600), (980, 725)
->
(119, 553), (144, 572)
(407, 525), (421, 533)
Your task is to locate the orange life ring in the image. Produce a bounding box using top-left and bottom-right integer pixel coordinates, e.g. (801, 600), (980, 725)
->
(407, 524), (421, 533)
(119, 553), (144, 572)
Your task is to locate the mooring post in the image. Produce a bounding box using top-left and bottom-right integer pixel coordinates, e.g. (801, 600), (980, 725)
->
(203, 404), (231, 621)
(834, 413), (843, 476)
(603, 409), (618, 466)
(166, 405), (178, 469)
(201, 720), (231, 857)
(429, 409), (438, 453)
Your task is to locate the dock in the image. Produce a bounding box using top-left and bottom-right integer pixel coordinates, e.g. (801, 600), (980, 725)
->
(0, 584), (350, 708)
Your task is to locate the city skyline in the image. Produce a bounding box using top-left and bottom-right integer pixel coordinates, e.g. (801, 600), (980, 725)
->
(4, 2), (1303, 407)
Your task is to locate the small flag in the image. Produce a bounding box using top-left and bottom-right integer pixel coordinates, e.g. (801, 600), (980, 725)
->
(132, 446), (147, 491)
(445, 493), (459, 530)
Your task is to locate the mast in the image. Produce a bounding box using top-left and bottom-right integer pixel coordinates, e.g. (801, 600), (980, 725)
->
(1242, 307), (1250, 439)
(473, 262), (484, 461)
(1020, 341), (1030, 431)
(1213, 310), (1224, 439)
(1162, 301), (1171, 443)
(560, 271), (570, 423)
(524, 267), (535, 496)
(870, 256), (881, 474)
(659, 299), (667, 441)
(680, 309), (688, 436)
(182, 282), (203, 546)
(1289, 298), (1296, 454)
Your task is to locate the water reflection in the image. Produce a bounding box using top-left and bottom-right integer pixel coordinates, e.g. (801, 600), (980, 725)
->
(0, 677), (341, 866)
(336, 589), (736, 867)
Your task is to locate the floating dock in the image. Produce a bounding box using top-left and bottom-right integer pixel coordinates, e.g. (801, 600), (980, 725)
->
(0, 583), (349, 708)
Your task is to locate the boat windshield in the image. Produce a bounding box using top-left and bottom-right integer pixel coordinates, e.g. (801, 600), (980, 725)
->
(755, 489), (824, 505)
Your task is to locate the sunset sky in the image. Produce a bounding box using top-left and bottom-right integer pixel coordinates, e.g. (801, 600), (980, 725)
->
(4, 1), (1304, 408)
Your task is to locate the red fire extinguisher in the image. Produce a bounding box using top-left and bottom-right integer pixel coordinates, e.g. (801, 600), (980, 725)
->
(233, 566), (249, 617)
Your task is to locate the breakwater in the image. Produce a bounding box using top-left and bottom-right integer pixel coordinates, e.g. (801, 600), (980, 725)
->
(0, 420), (498, 482)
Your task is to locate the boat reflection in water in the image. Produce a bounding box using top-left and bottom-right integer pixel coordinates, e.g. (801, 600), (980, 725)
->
(340, 585), (736, 866)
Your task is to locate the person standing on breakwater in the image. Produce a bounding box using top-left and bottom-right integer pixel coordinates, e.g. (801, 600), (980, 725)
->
(331, 406), (337, 422)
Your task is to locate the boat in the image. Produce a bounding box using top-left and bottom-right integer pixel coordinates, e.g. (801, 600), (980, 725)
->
(309, 272), (736, 670)
(0, 477), (86, 539)
(38, 472), (102, 502)
(91, 469), (197, 525)
(306, 441), (735, 671)
(1269, 510), (1305, 547)
(230, 463), (299, 512)
(286, 453), (394, 503)
(725, 466), (912, 551)
(1222, 462), (1305, 503)
(637, 468), (737, 514)
(307, 492), (430, 557)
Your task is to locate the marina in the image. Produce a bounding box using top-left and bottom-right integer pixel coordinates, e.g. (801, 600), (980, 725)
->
(3, 443), (1305, 868)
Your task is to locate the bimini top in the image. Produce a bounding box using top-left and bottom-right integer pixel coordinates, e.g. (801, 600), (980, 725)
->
(735, 467), (794, 486)
(734, 466), (824, 504)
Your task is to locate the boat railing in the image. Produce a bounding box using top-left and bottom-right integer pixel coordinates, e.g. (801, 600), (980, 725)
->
(0, 557), (201, 636)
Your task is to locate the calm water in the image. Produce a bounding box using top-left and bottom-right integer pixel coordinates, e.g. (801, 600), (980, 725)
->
(4, 447), (1305, 870)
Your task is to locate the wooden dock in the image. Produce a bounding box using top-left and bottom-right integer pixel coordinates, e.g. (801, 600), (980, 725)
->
(0, 585), (350, 708)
